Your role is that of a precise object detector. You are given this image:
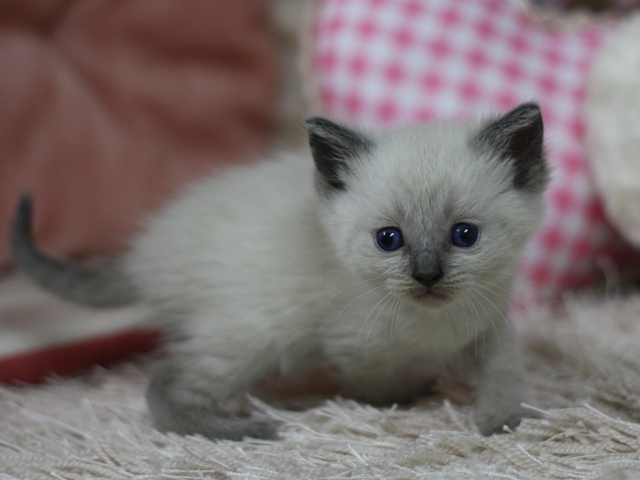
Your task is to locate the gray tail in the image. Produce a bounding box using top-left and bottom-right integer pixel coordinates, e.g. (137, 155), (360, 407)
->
(11, 195), (140, 308)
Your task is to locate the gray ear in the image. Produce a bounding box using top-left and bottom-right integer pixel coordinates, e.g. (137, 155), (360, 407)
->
(306, 117), (372, 191)
(474, 102), (549, 193)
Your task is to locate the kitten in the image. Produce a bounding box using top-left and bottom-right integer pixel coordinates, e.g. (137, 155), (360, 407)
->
(12, 103), (548, 440)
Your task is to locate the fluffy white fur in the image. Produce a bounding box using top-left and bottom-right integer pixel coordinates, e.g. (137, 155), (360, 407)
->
(123, 108), (546, 439)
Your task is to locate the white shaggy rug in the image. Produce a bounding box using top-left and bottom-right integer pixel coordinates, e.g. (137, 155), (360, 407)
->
(2, 294), (640, 479)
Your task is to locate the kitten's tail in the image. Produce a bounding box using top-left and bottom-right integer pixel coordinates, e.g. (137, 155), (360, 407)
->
(11, 195), (140, 307)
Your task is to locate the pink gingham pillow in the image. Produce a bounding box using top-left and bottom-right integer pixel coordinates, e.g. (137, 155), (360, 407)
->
(312, 0), (639, 306)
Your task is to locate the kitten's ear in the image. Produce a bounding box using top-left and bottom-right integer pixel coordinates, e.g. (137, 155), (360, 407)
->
(306, 117), (372, 191)
(474, 102), (549, 193)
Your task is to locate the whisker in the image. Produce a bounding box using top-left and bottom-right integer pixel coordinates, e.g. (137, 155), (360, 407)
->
(364, 292), (396, 357)
(329, 284), (387, 333)
(382, 296), (402, 383)
(458, 291), (473, 354)
(356, 291), (392, 357)
(471, 268), (536, 287)
(462, 289), (485, 359)
(473, 282), (513, 308)
(329, 277), (382, 299)
(391, 297), (403, 339)
(472, 279), (513, 297)
(467, 286), (511, 353)
(384, 296), (399, 344)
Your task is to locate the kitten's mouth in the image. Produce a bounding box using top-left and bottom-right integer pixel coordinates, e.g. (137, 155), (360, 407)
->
(411, 288), (450, 305)
(420, 291), (447, 300)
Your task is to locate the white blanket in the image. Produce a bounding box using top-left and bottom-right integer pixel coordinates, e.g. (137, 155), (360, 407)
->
(2, 293), (640, 479)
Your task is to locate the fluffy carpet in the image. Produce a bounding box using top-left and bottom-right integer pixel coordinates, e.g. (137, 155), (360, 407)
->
(2, 294), (640, 479)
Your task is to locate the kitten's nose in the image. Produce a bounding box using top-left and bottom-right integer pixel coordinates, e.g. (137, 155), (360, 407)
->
(412, 270), (444, 288)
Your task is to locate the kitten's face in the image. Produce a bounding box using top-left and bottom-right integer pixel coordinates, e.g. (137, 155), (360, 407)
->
(307, 104), (548, 309)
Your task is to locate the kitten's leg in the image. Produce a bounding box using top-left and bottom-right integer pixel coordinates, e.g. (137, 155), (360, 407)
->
(472, 322), (536, 435)
(146, 334), (284, 441)
(146, 361), (275, 441)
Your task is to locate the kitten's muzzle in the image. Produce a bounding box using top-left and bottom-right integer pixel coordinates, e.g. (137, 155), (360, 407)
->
(410, 269), (451, 305)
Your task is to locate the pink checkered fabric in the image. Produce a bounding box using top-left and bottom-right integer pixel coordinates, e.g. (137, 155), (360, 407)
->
(312, 0), (639, 307)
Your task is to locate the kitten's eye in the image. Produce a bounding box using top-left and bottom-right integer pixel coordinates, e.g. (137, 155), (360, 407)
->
(376, 227), (404, 252)
(450, 223), (479, 248)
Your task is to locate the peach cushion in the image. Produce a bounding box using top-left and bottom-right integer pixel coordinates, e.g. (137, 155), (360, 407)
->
(0, 0), (277, 267)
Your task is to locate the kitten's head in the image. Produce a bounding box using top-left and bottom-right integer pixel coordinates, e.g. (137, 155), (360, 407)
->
(306, 103), (549, 308)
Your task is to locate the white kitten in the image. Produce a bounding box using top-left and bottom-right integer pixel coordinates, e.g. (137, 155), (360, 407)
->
(12, 103), (548, 440)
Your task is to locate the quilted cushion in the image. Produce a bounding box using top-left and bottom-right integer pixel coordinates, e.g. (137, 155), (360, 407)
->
(0, 0), (277, 267)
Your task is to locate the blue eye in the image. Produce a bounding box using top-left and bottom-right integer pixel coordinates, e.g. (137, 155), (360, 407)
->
(376, 227), (404, 252)
(451, 223), (479, 248)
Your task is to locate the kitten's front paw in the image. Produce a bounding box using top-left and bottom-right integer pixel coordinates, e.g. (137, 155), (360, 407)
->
(474, 402), (540, 436)
(240, 413), (278, 440)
